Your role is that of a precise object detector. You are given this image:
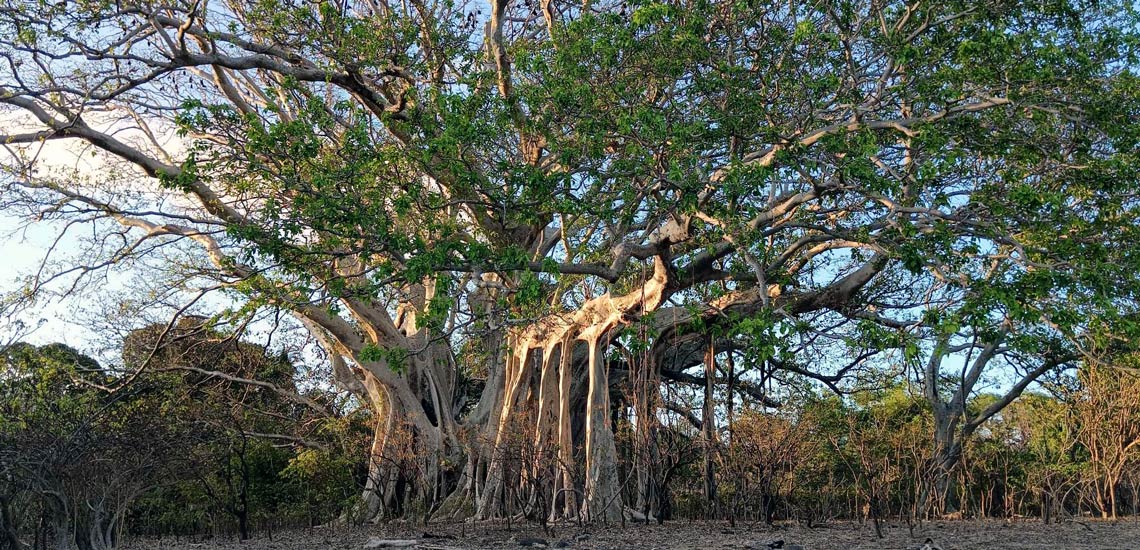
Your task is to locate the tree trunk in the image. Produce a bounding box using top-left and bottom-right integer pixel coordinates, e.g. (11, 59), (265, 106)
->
(1110, 480), (1118, 519)
(583, 334), (623, 522)
(555, 336), (580, 522)
(356, 375), (397, 522)
(633, 350), (661, 522)
(524, 342), (562, 521)
(236, 508), (249, 542)
(49, 504), (76, 550)
(702, 338), (718, 506)
(477, 339), (536, 519)
(725, 351), (735, 441)
(924, 408), (962, 517)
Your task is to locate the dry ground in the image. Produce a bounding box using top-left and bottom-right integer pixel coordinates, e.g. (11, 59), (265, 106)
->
(122, 519), (1140, 549)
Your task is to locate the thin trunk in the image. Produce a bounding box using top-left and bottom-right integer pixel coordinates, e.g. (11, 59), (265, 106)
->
(1110, 476), (1118, 519)
(725, 351), (735, 441)
(702, 337), (718, 506)
(238, 434), (251, 541)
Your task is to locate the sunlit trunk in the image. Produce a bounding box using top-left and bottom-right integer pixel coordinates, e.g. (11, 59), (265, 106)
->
(357, 377), (394, 522)
(476, 338), (536, 518)
(583, 333), (623, 522)
(554, 336), (581, 521)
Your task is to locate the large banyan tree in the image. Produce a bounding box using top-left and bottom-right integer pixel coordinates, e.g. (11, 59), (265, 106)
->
(2, 0), (1139, 523)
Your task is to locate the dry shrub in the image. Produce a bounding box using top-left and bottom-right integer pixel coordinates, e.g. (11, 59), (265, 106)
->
(721, 409), (811, 524)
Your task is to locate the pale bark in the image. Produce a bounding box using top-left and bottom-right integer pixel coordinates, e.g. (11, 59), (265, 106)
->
(476, 338), (536, 518)
(582, 333), (622, 523)
(555, 335), (581, 521)
(529, 342), (562, 517)
(358, 375), (395, 522)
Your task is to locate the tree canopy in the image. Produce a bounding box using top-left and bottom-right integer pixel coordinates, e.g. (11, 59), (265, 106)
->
(2, 0), (1139, 525)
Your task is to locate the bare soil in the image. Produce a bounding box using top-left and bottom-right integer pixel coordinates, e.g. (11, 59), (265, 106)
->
(122, 519), (1140, 549)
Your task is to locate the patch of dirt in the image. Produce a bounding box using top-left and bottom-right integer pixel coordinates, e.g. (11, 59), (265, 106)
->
(121, 519), (1140, 549)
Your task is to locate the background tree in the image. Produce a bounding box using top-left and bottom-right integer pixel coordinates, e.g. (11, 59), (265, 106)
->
(1073, 359), (1140, 519)
(122, 320), (368, 538)
(720, 406), (812, 525)
(0, 343), (186, 550)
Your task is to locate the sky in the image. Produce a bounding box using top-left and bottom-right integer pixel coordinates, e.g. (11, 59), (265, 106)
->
(1, 213), (103, 348)
(0, 110), (182, 352)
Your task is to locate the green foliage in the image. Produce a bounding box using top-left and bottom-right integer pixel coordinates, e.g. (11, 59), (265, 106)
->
(359, 343), (409, 374)
(117, 323), (370, 537)
(1, 343), (188, 548)
(3, 0), (1140, 532)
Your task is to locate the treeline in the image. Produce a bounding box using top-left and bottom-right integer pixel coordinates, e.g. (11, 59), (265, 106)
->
(642, 372), (1140, 528)
(5, 327), (1140, 550)
(466, 362), (1140, 531)
(0, 323), (370, 550)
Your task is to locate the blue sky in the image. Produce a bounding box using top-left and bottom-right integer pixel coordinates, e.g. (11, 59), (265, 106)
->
(0, 213), (101, 348)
